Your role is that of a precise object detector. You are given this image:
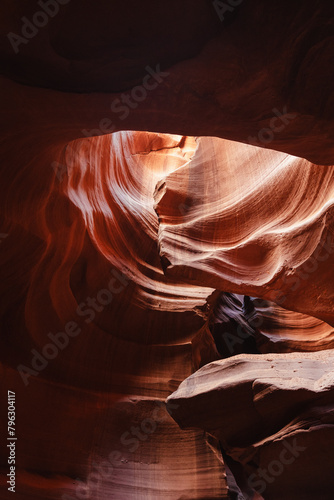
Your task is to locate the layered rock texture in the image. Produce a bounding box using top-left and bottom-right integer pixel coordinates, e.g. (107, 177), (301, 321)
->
(1, 1), (334, 499)
(167, 351), (334, 500)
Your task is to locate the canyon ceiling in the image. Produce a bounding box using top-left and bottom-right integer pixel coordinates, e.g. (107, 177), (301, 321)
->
(1, 1), (334, 499)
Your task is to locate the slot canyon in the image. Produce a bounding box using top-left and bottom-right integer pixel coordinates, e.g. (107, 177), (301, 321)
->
(1, 1), (334, 499)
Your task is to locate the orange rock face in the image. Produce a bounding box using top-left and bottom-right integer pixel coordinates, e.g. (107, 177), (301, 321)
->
(1, 2), (334, 499)
(0, 132), (225, 499)
(155, 137), (334, 325)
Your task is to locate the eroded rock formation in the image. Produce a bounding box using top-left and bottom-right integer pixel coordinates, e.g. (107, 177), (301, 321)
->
(155, 137), (334, 325)
(0, 132), (225, 499)
(167, 351), (334, 500)
(1, 1), (334, 499)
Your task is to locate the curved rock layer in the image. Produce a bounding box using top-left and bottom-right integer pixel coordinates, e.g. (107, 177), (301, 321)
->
(167, 351), (334, 500)
(210, 293), (334, 356)
(0, 132), (225, 499)
(1, 3), (334, 496)
(248, 297), (334, 353)
(2, 1), (334, 163)
(1, 126), (334, 498)
(155, 137), (334, 326)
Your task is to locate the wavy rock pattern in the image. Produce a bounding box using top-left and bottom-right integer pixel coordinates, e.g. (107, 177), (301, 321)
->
(0, 132), (225, 499)
(1, 127), (334, 498)
(155, 137), (334, 326)
(2, 2), (334, 498)
(247, 297), (334, 353)
(210, 293), (334, 356)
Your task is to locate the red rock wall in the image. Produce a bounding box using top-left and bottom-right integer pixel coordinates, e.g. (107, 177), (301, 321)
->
(1, 2), (334, 499)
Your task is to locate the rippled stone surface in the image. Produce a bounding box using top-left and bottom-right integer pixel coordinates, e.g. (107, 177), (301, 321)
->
(2, 1), (334, 498)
